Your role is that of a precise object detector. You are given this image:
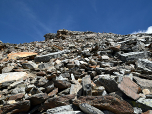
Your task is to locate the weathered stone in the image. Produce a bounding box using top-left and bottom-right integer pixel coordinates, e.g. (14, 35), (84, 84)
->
(82, 75), (92, 96)
(34, 50), (70, 62)
(8, 93), (24, 101)
(0, 72), (28, 83)
(119, 51), (145, 62)
(70, 83), (82, 98)
(92, 86), (105, 96)
(133, 76), (152, 92)
(58, 88), (70, 96)
(22, 61), (37, 69)
(26, 93), (48, 106)
(46, 104), (78, 114)
(79, 103), (104, 114)
(94, 74), (119, 93)
(118, 77), (141, 100)
(136, 59), (152, 73)
(2, 66), (14, 73)
(7, 52), (37, 60)
(39, 94), (75, 111)
(48, 88), (58, 97)
(73, 95), (134, 114)
(54, 80), (71, 90)
(0, 100), (30, 114)
(142, 89), (151, 95)
(29, 87), (43, 95)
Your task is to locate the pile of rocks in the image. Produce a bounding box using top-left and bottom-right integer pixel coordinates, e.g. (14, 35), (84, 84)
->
(0, 29), (152, 114)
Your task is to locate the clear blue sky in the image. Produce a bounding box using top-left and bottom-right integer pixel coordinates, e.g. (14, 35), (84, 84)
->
(0, 0), (152, 44)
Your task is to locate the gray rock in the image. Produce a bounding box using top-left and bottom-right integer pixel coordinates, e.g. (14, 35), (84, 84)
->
(119, 51), (146, 62)
(46, 104), (77, 114)
(79, 103), (104, 114)
(2, 66), (14, 73)
(22, 61), (37, 69)
(136, 59), (152, 73)
(82, 75), (92, 96)
(34, 50), (70, 62)
(133, 76), (152, 92)
(94, 74), (119, 93)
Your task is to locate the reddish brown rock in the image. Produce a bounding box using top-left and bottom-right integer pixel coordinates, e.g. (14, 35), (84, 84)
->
(39, 94), (75, 111)
(8, 93), (24, 101)
(0, 100), (30, 114)
(48, 88), (58, 97)
(36, 71), (46, 76)
(118, 77), (141, 100)
(73, 95), (134, 114)
(54, 80), (71, 89)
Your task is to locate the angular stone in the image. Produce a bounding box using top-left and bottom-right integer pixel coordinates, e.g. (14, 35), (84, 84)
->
(142, 89), (151, 95)
(34, 50), (70, 62)
(82, 75), (92, 96)
(22, 61), (37, 69)
(39, 94), (75, 111)
(94, 74), (119, 93)
(7, 52), (37, 60)
(0, 100), (30, 114)
(8, 93), (24, 101)
(79, 103), (104, 114)
(46, 104), (77, 114)
(92, 86), (105, 96)
(119, 51), (145, 62)
(58, 88), (70, 96)
(0, 72), (28, 84)
(136, 59), (152, 73)
(48, 88), (58, 97)
(118, 77), (141, 100)
(133, 76), (152, 92)
(2, 66), (14, 73)
(26, 93), (48, 106)
(73, 95), (134, 114)
(54, 80), (71, 90)
(70, 83), (82, 98)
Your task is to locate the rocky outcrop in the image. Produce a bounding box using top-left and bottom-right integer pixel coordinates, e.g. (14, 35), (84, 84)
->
(0, 29), (152, 113)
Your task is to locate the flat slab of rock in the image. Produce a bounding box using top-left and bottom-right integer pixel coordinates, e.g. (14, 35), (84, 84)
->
(0, 72), (28, 83)
(7, 52), (37, 60)
(34, 50), (70, 62)
(0, 100), (30, 114)
(39, 94), (75, 111)
(119, 51), (145, 62)
(73, 95), (134, 114)
(79, 103), (104, 114)
(118, 77), (141, 100)
(136, 59), (152, 73)
(133, 76), (152, 92)
(46, 104), (78, 114)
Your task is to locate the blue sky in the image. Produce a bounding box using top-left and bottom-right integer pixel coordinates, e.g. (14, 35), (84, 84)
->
(0, 0), (152, 44)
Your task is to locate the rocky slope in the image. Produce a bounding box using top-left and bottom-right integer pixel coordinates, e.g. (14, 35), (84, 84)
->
(0, 29), (152, 114)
